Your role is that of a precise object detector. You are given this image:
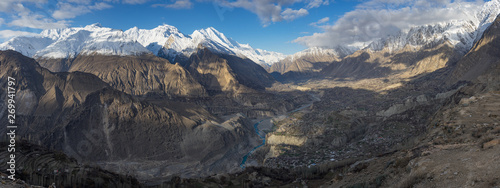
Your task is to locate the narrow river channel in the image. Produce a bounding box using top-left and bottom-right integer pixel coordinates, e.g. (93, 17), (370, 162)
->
(239, 120), (265, 168)
(239, 93), (320, 168)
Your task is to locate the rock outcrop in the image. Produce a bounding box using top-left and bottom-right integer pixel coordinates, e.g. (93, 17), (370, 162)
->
(183, 48), (276, 94)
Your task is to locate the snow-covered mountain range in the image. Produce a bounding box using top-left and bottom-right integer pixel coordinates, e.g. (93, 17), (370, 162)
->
(0, 23), (150, 59)
(125, 25), (286, 65)
(365, 0), (500, 53)
(0, 23), (285, 66)
(287, 0), (500, 61)
(1, 0), (499, 68)
(366, 2), (499, 54)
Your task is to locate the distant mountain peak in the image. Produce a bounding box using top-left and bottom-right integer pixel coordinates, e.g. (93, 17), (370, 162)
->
(287, 46), (356, 62)
(125, 25), (285, 65)
(364, 1), (500, 54)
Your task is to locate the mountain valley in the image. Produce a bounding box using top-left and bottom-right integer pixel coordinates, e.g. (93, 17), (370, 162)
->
(0, 1), (499, 187)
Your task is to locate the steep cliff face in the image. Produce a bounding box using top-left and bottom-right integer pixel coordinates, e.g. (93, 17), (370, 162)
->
(34, 53), (208, 97)
(67, 54), (207, 97)
(0, 50), (109, 116)
(185, 48), (247, 94)
(448, 15), (500, 89)
(184, 48), (276, 94)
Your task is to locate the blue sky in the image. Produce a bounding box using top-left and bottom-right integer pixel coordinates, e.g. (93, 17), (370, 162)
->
(0, 0), (489, 55)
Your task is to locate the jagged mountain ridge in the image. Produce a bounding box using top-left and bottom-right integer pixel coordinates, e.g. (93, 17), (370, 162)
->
(0, 23), (285, 66)
(0, 23), (150, 59)
(448, 14), (500, 88)
(125, 25), (286, 66)
(367, 0), (500, 54)
(272, 0), (500, 75)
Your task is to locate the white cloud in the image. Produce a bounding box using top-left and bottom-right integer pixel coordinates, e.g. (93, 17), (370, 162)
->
(214, 0), (328, 26)
(0, 0), (47, 13)
(153, 0), (193, 9)
(281, 8), (308, 21)
(0, 30), (39, 39)
(357, 0), (453, 9)
(66, 0), (93, 4)
(10, 13), (69, 29)
(226, 0), (283, 24)
(52, 2), (112, 19)
(1, 1), (63, 31)
(306, 0), (328, 9)
(122, 0), (151, 4)
(294, 0), (484, 48)
(310, 16), (329, 26)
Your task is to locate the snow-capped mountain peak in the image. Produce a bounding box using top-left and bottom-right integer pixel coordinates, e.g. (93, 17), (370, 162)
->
(124, 25), (286, 65)
(0, 23), (285, 65)
(365, 0), (500, 54)
(193, 27), (235, 47)
(1, 23), (150, 59)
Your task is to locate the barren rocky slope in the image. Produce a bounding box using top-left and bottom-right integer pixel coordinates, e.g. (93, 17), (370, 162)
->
(269, 47), (344, 74)
(448, 14), (500, 89)
(183, 48), (275, 94)
(0, 50), (109, 117)
(36, 47), (279, 98)
(0, 50), (272, 180)
(38, 53), (207, 97)
(320, 42), (462, 81)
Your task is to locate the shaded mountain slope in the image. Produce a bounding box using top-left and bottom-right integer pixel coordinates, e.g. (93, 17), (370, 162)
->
(183, 48), (276, 94)
(36, 53), (208, 97)
(448, 14), (500, 90)
(0, 50), (109, 116)
(0, 50), (257, 179)
(68, 54), (207, 97)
